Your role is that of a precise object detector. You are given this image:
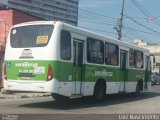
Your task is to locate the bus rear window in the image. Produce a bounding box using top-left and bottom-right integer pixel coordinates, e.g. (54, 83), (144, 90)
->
(10, 25), (54, 48)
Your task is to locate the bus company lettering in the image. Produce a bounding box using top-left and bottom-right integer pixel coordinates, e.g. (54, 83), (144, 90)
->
(95, 69), (113, 77)
(15, 62), (45, 74)
(15, 62), (38, 68)
(135, 74), (144, 78)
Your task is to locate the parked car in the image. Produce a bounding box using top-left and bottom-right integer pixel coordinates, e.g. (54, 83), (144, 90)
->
(151, 72), (160, 85)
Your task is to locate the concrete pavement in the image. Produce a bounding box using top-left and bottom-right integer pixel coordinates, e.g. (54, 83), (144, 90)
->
(0, 88), (50, 99)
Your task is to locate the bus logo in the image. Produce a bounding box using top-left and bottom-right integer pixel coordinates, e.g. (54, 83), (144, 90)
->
(6, 62), (12, 68)
(95, 69), (113, 77)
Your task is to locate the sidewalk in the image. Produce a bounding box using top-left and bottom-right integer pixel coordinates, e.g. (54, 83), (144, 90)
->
(0, 88), (50, 99)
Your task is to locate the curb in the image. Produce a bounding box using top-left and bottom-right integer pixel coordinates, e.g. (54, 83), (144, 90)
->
(0, 88), (13, 94)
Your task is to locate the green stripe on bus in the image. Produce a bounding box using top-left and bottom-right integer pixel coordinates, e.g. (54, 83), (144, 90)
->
(4, 60), (151, 82)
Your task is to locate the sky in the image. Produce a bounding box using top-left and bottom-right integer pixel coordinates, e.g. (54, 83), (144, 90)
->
(78, 0), (160, 44)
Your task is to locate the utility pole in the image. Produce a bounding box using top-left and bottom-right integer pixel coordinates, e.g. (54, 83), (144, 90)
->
(116, 0), (125, 40)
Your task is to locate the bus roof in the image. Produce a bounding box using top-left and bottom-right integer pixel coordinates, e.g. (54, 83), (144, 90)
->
(11, 21), (149, 53)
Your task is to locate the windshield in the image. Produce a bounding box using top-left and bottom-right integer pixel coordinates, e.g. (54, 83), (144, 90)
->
(10, 25), (54, 48)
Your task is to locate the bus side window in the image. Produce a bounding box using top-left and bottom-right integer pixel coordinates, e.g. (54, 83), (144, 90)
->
(134, 51), (143, 69)
(129, 49), (134, 68)
(87, 38), (104, 64)
(60, 30), (71, 60)
(105, 43), (118, 66)
(105, 43), (110, 64)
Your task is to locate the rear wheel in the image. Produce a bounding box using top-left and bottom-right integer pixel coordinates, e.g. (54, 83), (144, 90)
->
(93, 82), (105, 102)
(136, 83), (140, 94)
(135, 81), (143, 94)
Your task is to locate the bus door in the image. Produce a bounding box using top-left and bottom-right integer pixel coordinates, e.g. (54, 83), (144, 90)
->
(73, 39), (84, 95)
(144, 56), (150, 89)
(119, 50), (128, 93)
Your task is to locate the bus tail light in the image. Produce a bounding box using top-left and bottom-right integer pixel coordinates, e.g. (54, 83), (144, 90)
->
(2, 63), (7, 80)
(47, 64), (53, 81)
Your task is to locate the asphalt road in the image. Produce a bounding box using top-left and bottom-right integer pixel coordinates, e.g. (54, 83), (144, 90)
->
(0, 85), (160, 120)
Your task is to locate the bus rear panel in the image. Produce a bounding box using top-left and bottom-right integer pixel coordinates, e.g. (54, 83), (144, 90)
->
(4, 22), (59, 93)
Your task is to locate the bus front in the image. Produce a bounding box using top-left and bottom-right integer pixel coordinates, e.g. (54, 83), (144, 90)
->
(3, 21), (59, 93)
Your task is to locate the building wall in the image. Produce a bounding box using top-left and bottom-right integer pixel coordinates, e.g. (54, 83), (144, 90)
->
(0, 9), (42, 88)
(0, 9), (42, 51)
(12, 10), (43, 24)
(0, 0), (79, 25)
(0, 10), (12, 51)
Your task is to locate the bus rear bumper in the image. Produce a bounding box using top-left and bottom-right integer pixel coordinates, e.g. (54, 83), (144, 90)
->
(4, 79), (59, 93)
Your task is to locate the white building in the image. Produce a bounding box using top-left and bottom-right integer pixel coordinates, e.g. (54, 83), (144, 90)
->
(133, 39), (160, 56)
(0, 0), (79, 25)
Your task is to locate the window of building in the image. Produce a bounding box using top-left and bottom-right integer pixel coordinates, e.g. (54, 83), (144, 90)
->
(105, 43), (119, 66)
(87, 38), (104, 64)
(60, 30), (71, 60)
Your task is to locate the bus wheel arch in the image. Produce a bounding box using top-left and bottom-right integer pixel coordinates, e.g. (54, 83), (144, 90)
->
(136, 79), (143, 94)
(93, 79), (106, 102)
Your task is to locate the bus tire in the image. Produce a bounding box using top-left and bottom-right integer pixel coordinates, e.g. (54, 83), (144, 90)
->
(135, 80), (143, 94)
(93, 81), (106, 102)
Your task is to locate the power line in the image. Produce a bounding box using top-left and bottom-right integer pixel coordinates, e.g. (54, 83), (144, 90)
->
(79, 12), (159, 43)
(126, 16), (160, 35)
(130, 0), (160, 26)
(79, 18), (115, 26)
(79, 14), (116, 24)
(79, 26), (117, 35)
(123, 28), (155, 44)
(78, 1), (160, 43)
(123, 34), (134, 41)
(125, 15), (160, 20)
(79, 9), (117, 20)
(124, 26), (160, 36)
(130, 0), (148, 17)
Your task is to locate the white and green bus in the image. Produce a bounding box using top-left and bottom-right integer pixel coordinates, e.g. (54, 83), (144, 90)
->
(3, 21), (151, 101)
